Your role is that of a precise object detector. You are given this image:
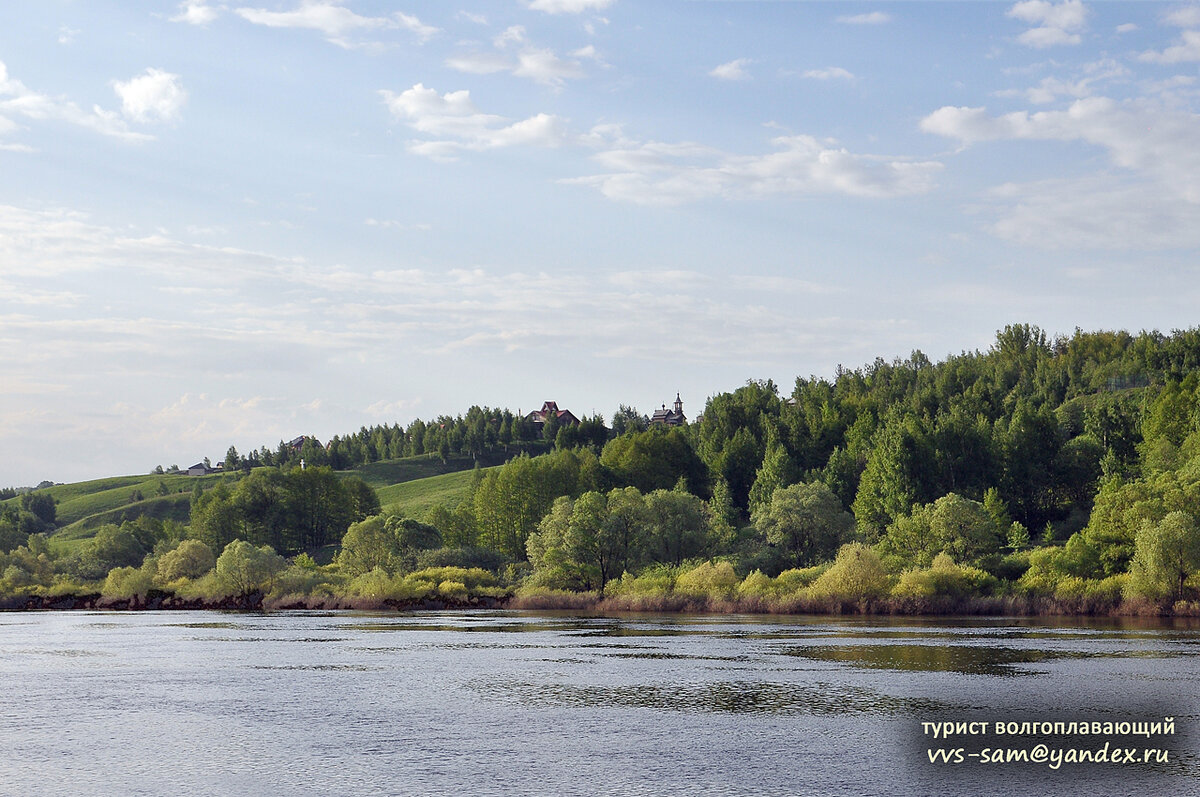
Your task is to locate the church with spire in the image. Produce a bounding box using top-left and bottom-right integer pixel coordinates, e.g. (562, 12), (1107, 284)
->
(650, 393), (687, 427)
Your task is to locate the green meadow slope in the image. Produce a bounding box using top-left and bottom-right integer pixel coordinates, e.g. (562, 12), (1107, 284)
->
(9, 451), (503, 552)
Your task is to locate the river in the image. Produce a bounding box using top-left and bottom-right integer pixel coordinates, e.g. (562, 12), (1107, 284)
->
(0, 611), (1196, 796)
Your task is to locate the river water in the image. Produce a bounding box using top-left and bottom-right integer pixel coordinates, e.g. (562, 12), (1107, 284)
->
(0, 611), (1197, 797)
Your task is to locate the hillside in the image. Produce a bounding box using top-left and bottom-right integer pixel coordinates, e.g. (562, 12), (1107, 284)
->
(8, 450), (511, 552)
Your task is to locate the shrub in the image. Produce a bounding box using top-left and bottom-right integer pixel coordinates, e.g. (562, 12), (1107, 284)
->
(156, 540), (215, 584)
(891, 554), (997, 599)
(606, 565), (676, 598)
(101, 566), (155, 599)
(674, 561), (740, 598)
(807, 543), (890, 600)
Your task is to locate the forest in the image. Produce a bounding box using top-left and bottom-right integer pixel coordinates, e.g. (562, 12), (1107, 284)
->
(3, 324), (1200, 615)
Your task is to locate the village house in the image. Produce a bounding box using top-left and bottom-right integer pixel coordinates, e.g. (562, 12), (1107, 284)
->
(526, 400), (580, 431)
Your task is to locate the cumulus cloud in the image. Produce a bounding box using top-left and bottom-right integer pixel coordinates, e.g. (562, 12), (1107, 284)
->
(837, 12), (891, 25)
(446, 27), (589, 88)
(923, 96), (1200, 249)
(921, 98), (1200, 199)
(235, 1), (437, 47)
(986, 176), (1200, 250)
(710, 59), (751, 81)
(0, 60), (150, 143)
(1140, 30), (1200, 63)
(996, 59), (1127, 104)
(112, 69), (187, 123)
(172, 1), (220, 25)
(522, 0), (614, 14)
(1164, 6), (1200, 28)
(512, 48), (587, 87)
(801, 67), (855, 80)
(1007, 0), (1088, 47)
(380, 84), (570, 160)
(383, 83), (939, 202)
(570, 130), (941, 204)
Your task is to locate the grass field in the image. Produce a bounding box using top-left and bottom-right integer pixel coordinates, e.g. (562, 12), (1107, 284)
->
(10, 448), (520, 549)
(4, 472), (224, 527)
(376, 468), (482, 519)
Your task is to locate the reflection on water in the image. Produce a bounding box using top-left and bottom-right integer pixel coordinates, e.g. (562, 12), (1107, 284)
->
(779, 643), (1086, 676)
(475, 677), (954, 717)
(0, 610), (1196, 797)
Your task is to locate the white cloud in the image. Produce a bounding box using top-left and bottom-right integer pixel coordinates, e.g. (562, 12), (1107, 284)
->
(571, 131), (941, 204)
(923, 97), (1200, 248)
(920, 98), (1200, 200)
(445, 53), (511, 75)
(495, 25), (528, 48)
(801, 67), (855, 81)
(1140, 30), (1200, 63)
(235, 1), (437, 47)
(522, 0), (614, 14)
(172, 1), (220, 25)
(447, 27), (588, 88)
(837, 12), (891, 25)
(513, 48), (587, 88)
(383, 84), (939, 202)
(112, 69), (187, 123)
(58, 27), (80, 45)
(987, 176), (1200, 250)
(997, 59), (1127, 104)
(710, 59), (751, 81)
(456, 11), (488, 25)
(1164, 6), (1200, 28)
(1116, 23), (1138, 34)
(0, 60), (150, 143)
(1007, 0), (1087, 47)
(380, 84), (570, 160)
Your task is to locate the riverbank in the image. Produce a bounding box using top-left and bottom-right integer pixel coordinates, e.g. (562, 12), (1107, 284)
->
(0, 591), (508, 612)
(5, 588), (1199, 617)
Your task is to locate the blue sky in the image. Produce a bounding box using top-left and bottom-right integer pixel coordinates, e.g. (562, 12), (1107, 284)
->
(2, 0), (1200, 485)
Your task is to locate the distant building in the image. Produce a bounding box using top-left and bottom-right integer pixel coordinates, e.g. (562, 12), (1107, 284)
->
(650, 394), (687, 427)
(186, 462), (214, 476)
(287, 435), (321, 452)
(527, 400), (580, 430)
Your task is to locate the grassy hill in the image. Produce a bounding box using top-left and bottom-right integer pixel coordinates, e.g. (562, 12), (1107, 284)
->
(377, 468), (480, 518)
(11, 447), (528, 551)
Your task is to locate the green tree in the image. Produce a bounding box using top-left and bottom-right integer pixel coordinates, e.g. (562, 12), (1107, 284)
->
(752, 481), (854, 569)
(600, 427), (707, 497)
(747, 428), (796, 518)
(338, 515), (401, 576)
(224, 446), (241, 472)
(20, 493), (57, 527)
(643, 489), (710, 567)
(156, 540), (216, 583)
(852, 412), (934, 540)
(1126, 511), (1200, 603)
(215, 540), (286, 595)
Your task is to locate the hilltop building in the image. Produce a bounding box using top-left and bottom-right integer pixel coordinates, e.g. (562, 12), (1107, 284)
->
(650, 394), (687, 427)
(527, 401), (580, 431)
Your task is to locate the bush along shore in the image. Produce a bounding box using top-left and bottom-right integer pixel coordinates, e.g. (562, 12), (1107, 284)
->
(3, 542), (1198, 618)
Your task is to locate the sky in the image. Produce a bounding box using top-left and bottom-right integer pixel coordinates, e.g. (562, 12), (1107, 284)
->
(2, 0), (1200, 486)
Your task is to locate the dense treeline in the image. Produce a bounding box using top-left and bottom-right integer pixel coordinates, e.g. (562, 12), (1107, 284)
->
(210, 405), (609, 475)
(4, 324), (1200, 615)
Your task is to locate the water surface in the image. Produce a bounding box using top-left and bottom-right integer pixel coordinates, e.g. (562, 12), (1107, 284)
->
(0, 611), (1196, 796)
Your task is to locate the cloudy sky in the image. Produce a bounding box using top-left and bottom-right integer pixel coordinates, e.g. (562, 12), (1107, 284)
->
(3, 0), (1200, 485)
